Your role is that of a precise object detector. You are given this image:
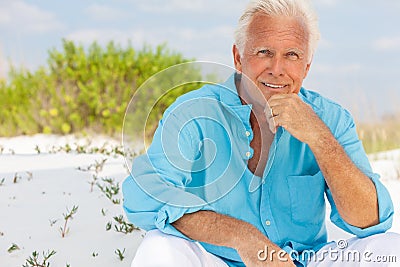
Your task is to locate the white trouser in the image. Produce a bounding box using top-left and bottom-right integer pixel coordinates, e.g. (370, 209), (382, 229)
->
(131, 230), (229, 267)
(131, 230), (400, 267)
(307, 232), (400, 266)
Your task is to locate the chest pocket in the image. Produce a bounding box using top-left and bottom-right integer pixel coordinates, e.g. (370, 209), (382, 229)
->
(286, 171), (326, 225)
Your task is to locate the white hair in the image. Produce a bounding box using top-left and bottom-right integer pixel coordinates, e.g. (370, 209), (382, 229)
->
(234, 0), (320, 62)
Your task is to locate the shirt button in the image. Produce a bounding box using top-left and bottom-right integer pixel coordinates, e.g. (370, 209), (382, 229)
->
(245, 151), (251, 158)
(245, 131), (251, 137)
(265, 220), (271, 226)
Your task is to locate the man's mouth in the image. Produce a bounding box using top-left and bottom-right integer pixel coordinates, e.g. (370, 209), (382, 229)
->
(261, 82), (287, 90)
(261, 82), (287, 89)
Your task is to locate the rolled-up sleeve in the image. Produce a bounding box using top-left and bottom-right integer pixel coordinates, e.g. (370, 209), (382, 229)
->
(122, 103), (215, 239)
(325, 109), (394, 237)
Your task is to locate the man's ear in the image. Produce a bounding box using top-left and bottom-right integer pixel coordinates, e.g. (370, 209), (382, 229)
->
(304, 62), (312, 79)
(232, 45), (242, 74)
(303, 55), (313, 79)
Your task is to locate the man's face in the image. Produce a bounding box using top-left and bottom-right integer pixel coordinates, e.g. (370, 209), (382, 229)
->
(234, 13), (312, 102)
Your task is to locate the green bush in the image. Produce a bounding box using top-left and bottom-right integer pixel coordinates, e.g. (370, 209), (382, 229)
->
(0, 40), (201, 137)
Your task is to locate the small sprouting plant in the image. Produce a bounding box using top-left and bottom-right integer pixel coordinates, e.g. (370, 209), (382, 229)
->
(112, 145), (125, 156)
(77, 158), (107, 173)
(35, 145), (41, 154)
(0, 145), (4, 154)
(49, 219), (58, 227)
(113, 215), (139, 234)
(101, 208), (107, 216)
(0, 178), (5, 186)
(22, 250), (56, 267)
(64, 144), (72, 153)
(76, 144), (87, 154)
(94, 158), (107, 173)
(26, 171), (33, 181)
(97, 177), (120, 204)
(88, 174), (98, 192)
(92, 252), (98, 258)
(106, 222), (112, 231)
(7, 243), (20, 253)
(59, 205), (78, 238)
(13, 173), (21, 183)
(114, 248), (126, 261)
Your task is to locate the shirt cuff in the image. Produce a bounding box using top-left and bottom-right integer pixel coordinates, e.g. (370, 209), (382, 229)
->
(154, 203), (216, 240)
(332, 174), (394, 238)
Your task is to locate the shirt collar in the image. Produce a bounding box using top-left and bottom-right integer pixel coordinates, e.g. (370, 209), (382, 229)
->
(219, 73), (253, 123)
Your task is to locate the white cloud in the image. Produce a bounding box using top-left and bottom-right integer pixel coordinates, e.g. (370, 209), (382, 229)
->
(66, 25), (234, 46)
(312, 63), (362, 74)
(313, 0), (340, 7)
(0, 0), (64, 33)
(131, 0), (243, 16)
(373, 37), (400, 51)
(66, 29), (135, 46)
(85, 4), (130, 21)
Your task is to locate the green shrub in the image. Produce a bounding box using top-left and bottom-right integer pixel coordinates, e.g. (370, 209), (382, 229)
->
(0, 40), (200, 137)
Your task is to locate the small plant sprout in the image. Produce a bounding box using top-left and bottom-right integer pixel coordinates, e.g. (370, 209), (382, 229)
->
(106, 222), (112, 231)
(13, 173), (21, 183)
(113, 215), (139, 234)
(0, 145), (4, 154)
(92, 252), (99, 257)
(88, 174), (98, 192)
(59, 205), (78, 238)
(101, 208), (107, 216)
(97, 177), (120, 204)
(7, 243), (20, 253)
(26, 171), (33, 181)
(94, 158), (107, 173)
(114, 248), (126, 261)
(64, 143), (72, 153)
(0, 178), (5, 186)
(35, 145), (41, 154)
(49, 219), (58, 227)
(76, 144), (87, 154)
(22, 250), (56, 267)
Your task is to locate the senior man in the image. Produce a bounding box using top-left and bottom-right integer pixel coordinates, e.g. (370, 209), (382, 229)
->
(123, 0), (400, 266)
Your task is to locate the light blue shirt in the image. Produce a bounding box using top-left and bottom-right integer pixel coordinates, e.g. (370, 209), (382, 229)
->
(122, 74), (394, 266)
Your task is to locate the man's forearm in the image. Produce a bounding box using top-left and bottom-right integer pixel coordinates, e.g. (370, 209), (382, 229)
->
(172, 210), (267, 249)
(309, 130), (379, 228)
(172, 210), (294, 266)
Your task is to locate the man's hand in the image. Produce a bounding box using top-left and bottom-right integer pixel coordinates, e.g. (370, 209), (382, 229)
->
(266, 93), (379, 229)
(266, 93), (329, 145)
(236, 234), (296, 267)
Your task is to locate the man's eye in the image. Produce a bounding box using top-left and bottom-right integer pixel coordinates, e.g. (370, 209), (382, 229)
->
(258, 50), (273, 56)
(287, 52), (299, 60)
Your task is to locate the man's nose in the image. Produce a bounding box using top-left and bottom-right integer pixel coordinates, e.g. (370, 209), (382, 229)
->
(268, 57), (284, 77)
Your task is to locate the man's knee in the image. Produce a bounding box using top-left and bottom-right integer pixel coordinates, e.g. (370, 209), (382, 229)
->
(131, 230), (203, 267)
(361, 232), (400, 253)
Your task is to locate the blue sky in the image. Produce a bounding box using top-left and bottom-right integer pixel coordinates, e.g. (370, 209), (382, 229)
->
(1, 0), (399, 121)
